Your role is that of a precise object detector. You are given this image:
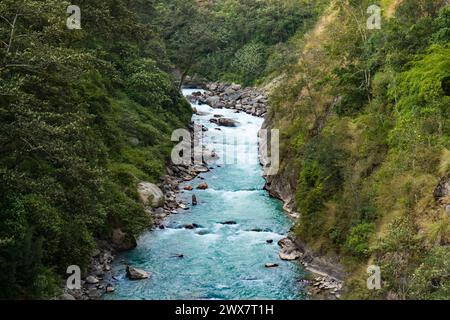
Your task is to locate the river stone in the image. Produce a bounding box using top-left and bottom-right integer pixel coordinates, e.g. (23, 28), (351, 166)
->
(85, 275), (99, 284)
(217, 118), (239, 127)
(106, 284), (115, 293)
(197, 182), (208, 190)
(231, 84), (242, 91)
(221, 221), (237, 225)
(278, 237), (295, 249)
(138, 182), (164, 208)
(126, 266), (150, 280)
(206, 96), (221, 108)
(193, 165), (209, 173)
(279, 248), (303, 261)
(265, 263), (279, 268)
(59, 293), (76, 300)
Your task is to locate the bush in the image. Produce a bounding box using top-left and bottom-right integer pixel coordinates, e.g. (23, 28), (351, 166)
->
(345, 223), (375, 259)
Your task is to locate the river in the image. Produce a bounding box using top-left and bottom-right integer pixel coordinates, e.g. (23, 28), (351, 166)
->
(104, 89), (305, 300)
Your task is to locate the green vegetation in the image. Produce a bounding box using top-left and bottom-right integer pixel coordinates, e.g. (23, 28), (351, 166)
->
(155, 0), (321, 86)
(267, 0), (450, 299)
(0, 0), (191, 298)
(1, 0), (448, 300)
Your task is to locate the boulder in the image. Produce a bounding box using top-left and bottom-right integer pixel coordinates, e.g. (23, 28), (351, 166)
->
(111, 228), (137, 251)
(192, 194), (198, 206)
(206, 96), (221, 108)
(85, 275), (99, 285)
(184, 185), (193, 191)
(106, 284), (115, 293)
(266, 239), (274, 244)
(265, 263), (279, 268)
(279, 248), (303, 261)
(184, 223), (200, 229)
(221, 221), (237, 225)
(434, 175), (450, 199)
(193, 165), (209, 173)
(126, 266), (150, 280)
(217, 118), (239, 127)
(208, 83), (218, 91)
(231, 84), (242, 91)
(59, 293), (76, 300)
(138, 182), (164, 208)
(278, 237), (295, 249)
(197, 182), (209, 190)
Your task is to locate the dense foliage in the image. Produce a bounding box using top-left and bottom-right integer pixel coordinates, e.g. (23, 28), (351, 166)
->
(0, 0), (191, 298)
(154, 0), (321, 86)
(267, 0), (450, 299)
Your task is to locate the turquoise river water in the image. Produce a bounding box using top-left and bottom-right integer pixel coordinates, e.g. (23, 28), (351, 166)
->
(104, 89), (306, 300)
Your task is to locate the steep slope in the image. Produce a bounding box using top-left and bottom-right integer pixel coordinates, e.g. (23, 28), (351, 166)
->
(0, 0), (191, 298)
(263, 0), (450, 299)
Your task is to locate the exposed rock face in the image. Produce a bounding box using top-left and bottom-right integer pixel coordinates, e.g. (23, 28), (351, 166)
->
(59, 293), (76, 300)
(434, 175), (450, 199)
(259, 102), (345, 298)
(111, 228), (137, 252)
(138, 182), (165, 208)
(126, 266), (150, 280)
(278, 237), (303, 261)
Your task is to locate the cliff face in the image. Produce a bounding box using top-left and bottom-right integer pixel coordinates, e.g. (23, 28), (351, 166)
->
(260, 0), (450, 299)
(259, 117), (299, 216)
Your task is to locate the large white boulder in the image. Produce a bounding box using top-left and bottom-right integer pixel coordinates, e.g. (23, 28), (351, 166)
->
(138, 182), (164, 208)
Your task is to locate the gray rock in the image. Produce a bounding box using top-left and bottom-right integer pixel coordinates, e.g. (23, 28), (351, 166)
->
(278, 237), (295, 249)
(126, 266), (150, 280)
(59, 293), (76, 300)
(206, 96), (221, 108)
(265, 263), (279, 268)
(85, 275), (99, 284)
(217, 118), (239, 127)
(231, 84), (242, 91)
(138, 182), (164, 208)
(279, 248), (303, 261)
(106, 284), (115, 293)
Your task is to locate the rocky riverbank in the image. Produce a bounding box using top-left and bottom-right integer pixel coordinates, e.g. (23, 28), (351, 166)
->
(187, 82), (346, 299)
(186, 82), (268, 118)
(59, 82), (343, 300)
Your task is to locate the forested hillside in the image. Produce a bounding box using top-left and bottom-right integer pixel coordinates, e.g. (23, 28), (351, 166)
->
(263, 0), (450, 299)
(0, 0), (191, 298)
